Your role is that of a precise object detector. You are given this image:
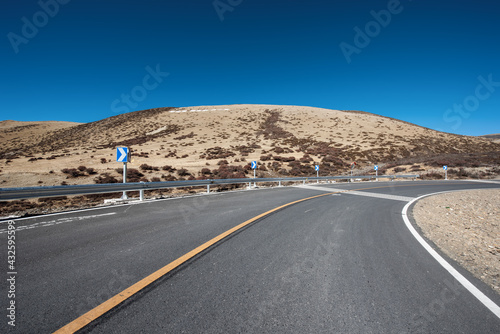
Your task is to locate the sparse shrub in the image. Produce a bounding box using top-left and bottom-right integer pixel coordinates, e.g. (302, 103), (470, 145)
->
(393, 167), (406, 173)
(200, 147), (236, 160)
(177, 168), (190, 176)
(127, 169), (145, 182)
(162, 165), (176, 172)
(212, 164), (246, 179)
(200, 168), (212, 175)
(86, 167), (97, 175)
(140, 164), (159, 171)
(61, 168), (85, 178)
(94, 173), (119, 184)
(163, 174), (177, 181)
(151, 177), (161, 182)
(100, 158), (107, 164)
(421, 172), (443, 180)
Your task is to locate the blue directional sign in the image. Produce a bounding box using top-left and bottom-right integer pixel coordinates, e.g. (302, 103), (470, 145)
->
(374, 165), (379, 171)
(315, 165), (319, 171)
(117, 147), (129, 162)
(443, 165), (448, 171)
(251, 161), (257, 169)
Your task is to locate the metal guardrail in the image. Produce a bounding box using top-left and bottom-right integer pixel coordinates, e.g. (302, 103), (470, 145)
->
(0, 175), (420, 201)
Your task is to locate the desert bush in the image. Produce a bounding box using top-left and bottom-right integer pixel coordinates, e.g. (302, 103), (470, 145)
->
(200, 147), (236, 160)
(212, 164), (246, 179)
(162, 165), (176, 172)
(162, 174), (177, 181)
(100, 158), (107, 164)
(300, 155), (312, 163)
(273, 156), (295, 162)
(128, 169), (145, 182)
(151, 177), (161, 182)
(393, 167), (406, 173)
(94, 173), (119, 184)
(86, 167), (97, 175)
(200, 168), (212, 175)
(420, 172), (444, 180)
(61, 168), (85, 178)
(257, 110), (294, 140)
(140, 164), (159, 171)
(177, 168), (190, 176)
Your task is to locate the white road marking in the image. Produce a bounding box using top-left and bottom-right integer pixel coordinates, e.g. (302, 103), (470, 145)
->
(0, 212), (116, 234)
(402, 192), (500, 319)
(296, 185), (415, 202)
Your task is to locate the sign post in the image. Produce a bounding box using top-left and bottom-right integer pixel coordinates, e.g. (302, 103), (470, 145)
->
(443, 165), (448, 180)
(117, 147), (130, 199)
(251, 161), (257, 188)
(374, 165), (379, 181)
(350, 162), (357, 182)
(315, 165), (319, 183)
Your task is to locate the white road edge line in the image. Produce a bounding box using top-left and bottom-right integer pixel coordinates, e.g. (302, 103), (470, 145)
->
(402, 191), (500, 319)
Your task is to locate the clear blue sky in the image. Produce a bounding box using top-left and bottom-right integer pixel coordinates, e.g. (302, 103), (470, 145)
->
(2, 0), (499, 136)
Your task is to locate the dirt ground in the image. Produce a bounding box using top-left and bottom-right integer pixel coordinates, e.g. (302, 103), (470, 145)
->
(412, 188), (500, 294)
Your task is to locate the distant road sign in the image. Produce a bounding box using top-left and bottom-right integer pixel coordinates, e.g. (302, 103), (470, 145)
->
(374, 165), (379, 171)
(315, 165), (319, 171)
(443, 165), (448, 171)
(117, 147), (129, 162)
(251, 161), (257, 169)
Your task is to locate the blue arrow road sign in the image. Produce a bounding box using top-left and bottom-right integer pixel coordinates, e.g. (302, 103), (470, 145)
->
(374, 165), (379, 171)
(117, 147), (129, 162)
(315, 165), (319, 171)
(251, 161), (257, 169)
(443, 165), (448, 171)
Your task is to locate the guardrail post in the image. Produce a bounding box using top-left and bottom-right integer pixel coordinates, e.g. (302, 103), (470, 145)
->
(207, 184), (210, 194)
(139, 181), (144, 201)
(278, 180), (282, 187)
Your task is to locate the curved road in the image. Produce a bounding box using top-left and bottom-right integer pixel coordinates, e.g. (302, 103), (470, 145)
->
(1, 180), (499, 333)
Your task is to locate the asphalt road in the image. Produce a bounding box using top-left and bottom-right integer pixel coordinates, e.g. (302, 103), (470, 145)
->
(1, 180), (499, 333)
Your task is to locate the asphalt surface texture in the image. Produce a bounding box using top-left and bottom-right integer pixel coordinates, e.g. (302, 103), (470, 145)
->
(1, 180), (499, 333)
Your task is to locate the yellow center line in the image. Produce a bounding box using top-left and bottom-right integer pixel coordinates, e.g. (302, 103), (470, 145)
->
(53, 192), (336, 333)
(53, 182), (440, 333)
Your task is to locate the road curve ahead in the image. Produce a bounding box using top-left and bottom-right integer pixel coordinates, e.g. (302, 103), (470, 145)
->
(1, 180), (499, 333)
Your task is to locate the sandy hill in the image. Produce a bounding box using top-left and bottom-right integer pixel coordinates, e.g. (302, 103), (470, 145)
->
(0, 105), (499, 188)
(481, 134), (500, 143)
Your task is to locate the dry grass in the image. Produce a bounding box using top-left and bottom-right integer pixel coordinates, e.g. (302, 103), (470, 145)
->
(0, 104), (499, 191)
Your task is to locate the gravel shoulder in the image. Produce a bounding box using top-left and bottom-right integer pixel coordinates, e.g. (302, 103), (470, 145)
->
(413, 189), (500, 294)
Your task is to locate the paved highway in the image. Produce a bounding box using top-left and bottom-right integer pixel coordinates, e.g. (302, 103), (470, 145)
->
(1, 180), (499, 333)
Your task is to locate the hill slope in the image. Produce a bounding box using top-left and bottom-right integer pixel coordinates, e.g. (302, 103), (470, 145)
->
(0, 104), (499, 188)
